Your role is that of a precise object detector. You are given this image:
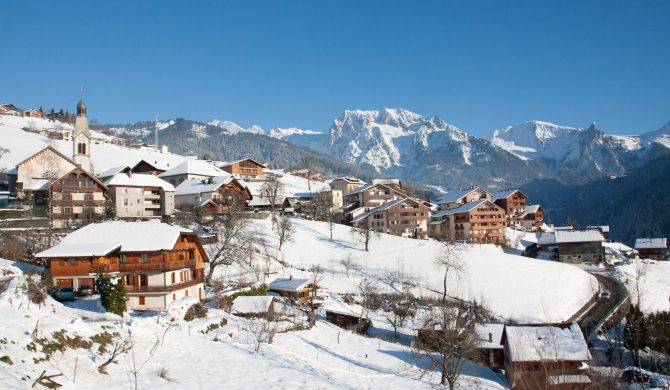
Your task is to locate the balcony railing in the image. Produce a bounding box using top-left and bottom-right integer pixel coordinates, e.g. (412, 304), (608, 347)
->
(52, 199), (105, 206)
(124, 278), (203, 293)
(118, 259), (196, 272)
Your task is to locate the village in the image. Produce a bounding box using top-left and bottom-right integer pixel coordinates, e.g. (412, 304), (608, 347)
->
(1, 101), (669, 389)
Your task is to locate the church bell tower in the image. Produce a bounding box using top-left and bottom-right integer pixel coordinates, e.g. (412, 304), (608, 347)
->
(72, 98), (92, 172)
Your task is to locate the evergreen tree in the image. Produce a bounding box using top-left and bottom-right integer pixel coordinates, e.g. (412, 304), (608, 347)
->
(103, 203), (117, 220)
(95, 273), (126, 316)
(624, 304), (650, 365)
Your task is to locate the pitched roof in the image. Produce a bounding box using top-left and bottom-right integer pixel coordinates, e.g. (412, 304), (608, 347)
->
(345, 182), (405, 197)
(587, 225), (610, 233)
(538, 230), (604, 245)
(232, 296), (275, 314)
(634, 238), (667, 249)
(476, 323), (505, 350)
(436, 188), (483, 204)
(432, 200), (500, 218)
(220, 158), (266, 168)
(331, 177), (366, 185)
(492, 189), (526, 201)
(504, 322), (590, 362)
(372, 178), (401, 186)
(36, 220), (192, 258)
(519, 204), (543, 218)
(174, 174), (236, 196)
(51, 166), (108, 191)
(351, 198), (424, 223)
(132, 158), (175, 172)
(104, 173), (175, 191)
(158, 160), (225, 178)
(267, 278), (314, 292)
(15, 145), (76, 168)
(98, 166), (131, 179)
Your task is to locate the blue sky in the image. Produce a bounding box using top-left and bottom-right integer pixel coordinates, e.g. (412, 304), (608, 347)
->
(2, 1), (669, 136)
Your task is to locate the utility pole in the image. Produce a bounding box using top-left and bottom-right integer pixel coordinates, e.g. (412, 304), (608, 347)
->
(155, 114), (159, 150)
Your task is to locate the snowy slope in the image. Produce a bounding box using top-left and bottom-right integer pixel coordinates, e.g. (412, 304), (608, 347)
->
(208, 119), (265, 135)
(268, 127), (323, 139)
(236, 217), (598, 323)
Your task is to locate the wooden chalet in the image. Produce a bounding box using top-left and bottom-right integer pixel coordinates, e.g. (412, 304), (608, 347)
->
(429, 200), (506, 244)
(0, 103), (20, 115)
(351, 197), (430, 239)
(586, 225), (610, 241)
(538, 230), (604, 263)
(50, 166), (108, 228)
(329, 177), (367, 196)
(174, 175), (252, 215)
(343, 182), (407, 209)
(325, 309), (371, 334)
(8, 145), (78, 200)
(22, 108), (45, 118)
(435, 187), (492, 210)
(131, 159), (174, 176)
(502, 322), (591, 390)
(220, 158), (266, 179)
(36, 221), (208, 310)
(267, 277), (321, 304)
(492, 189), (527, 226)
(519, 204), (544, 232)
(635, 238), (667, 260)
(291, 169), (324, 182)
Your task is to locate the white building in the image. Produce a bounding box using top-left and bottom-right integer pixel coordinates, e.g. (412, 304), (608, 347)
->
(104, 172), (175, 218)
(158, 160), (227, 186)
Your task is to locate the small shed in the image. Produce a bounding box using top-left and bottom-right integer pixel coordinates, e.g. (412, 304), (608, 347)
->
(324, 306), (371, 334)
(267, 277), (321, 304)
(476, 323), (505, 369)
(538, 230), (605, 263)
(231, 296), (276, 319)
(634, 238), (667, 260)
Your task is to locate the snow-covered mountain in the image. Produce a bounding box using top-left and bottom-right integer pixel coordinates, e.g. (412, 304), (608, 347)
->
(208, 119), (265, 135)
(269, 127), (323, 139)
(492, 120), (670, 183)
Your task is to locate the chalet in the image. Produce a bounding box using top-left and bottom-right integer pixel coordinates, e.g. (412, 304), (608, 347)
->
(8, 145), (77, 200)
(232, 296), (276, 319)
(372, 178), (403, 191)
(519, 204), (544, 232)
(476, 323), (505, 369)
(429, 200), (506, 244)
(104, 172), (175, 218)
(343, 183), (407, 209)
(131, 158), (175, 176)
(174, 175), (252, 215)
(323, 304), (371, 334)
(291, 169), (324, 182)
(220, 158), (266, 179)
(0, 103), (20, 116)
(503, 322), (591, 390)
(586, 226), (610, 241)
(538, 230), (605, 263)
(36, 221), (208, 311)
(492, 189), (527, 226)
(267, 278), (321, 304)
(351, 197), (430, 239)
(22, 108), (45, 118)
(158, 160), (226, 186)
(49, 166), (108, 228)
(436, 187), (492, 210)
(329, 177), (367, 196)
(634, 238), (667, 260)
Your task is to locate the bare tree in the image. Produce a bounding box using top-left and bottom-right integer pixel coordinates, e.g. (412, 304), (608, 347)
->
(384, 288), (417, 340)
(340, 255), (355, 277)
(206, 211), (256, 285)
(351, 223), (378, 252)
(260, 175), (284, 212)
(358, 279), (380, 320)
(0, 146), (9, 160)
(415, 304), (480, 389)
(272, 214), (294, 251)
(435, 241), (465, 305)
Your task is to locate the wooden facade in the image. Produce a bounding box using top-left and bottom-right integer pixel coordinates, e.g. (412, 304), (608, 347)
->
(131, 160), (167, 176)
(493, 190), (527, 226)
(50, 166), (108, 228)
(353, 198), (430, 239)
(221, 159), (265, 178)
(429, 201), (506, 244)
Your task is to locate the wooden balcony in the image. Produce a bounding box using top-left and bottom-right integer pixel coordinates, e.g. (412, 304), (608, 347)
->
(119, 259), (196, 272)
(124, 277), (203, 294)
(52, 199), (105, 206)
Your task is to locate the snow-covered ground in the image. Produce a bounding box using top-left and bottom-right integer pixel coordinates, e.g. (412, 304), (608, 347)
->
(614, 259), (670, 314)
(215, 217), (598, 324)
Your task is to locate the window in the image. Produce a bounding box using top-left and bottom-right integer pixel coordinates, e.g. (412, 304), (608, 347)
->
(120, 255), (126, 263)
(180, 271), (184, 282)
(123, 198), (129, 206)
(171, 273), (175, 284)
(140, 274), (148, 286)
(68, 258), (76, 266)
(185, 290), (189, 297)
(139, 296), (145, 305)
(172, 293), (176, 301)
(189, 250), (195, 260)
(140, 254), (148, 262)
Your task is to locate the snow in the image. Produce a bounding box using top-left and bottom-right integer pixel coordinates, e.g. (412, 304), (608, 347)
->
(267, 278), (312, 292)
(233, 216), (598, 323)
(158, 160), (225, 178)
(538, 230), (605, 245)
(432, 200), (488, 217)
(245, 170), (330, 202)
(36, 220), (191, 258)
(104, 172), (175, 191)
(268, 127), (322, 138)
(476, 323), (505, 349)
(232, 296), (274, 314)
(504, 322), (590, 362)
(614, 260), (670, 314)
(436, 188), (480, 204)
(634, 238), (667, 249)
(491, 189), (523, 201)
(208, 119), (265, 135)
(174, 174), (236, 196)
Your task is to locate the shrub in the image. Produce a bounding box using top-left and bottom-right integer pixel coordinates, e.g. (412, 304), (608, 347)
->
(216, 295), (233, 312)
(22, 274), (46, 305)
(230, 284), (267, 300)
(95, 274), (126, 316)
(184, 303), (208, 321)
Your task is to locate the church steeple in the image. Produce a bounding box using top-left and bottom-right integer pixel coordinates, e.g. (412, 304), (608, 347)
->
(72, 95), (91, 172)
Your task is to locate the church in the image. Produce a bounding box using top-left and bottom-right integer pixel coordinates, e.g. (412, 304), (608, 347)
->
(8, 98), (108, 227)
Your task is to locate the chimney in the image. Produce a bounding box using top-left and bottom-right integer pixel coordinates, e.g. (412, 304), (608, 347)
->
(208, 177), (213, 184)
(488, 332), (492, 343)
(160, 145), (168, 154)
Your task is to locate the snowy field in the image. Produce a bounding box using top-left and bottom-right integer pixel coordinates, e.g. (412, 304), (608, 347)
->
(214, 217), (598, 324)
(614, 259), (670, 314)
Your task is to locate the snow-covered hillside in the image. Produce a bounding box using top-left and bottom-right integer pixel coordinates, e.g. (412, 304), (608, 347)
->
(208, 119), (265, 135)
(0, 114), (193, 175)
(236, 217), (598, 324)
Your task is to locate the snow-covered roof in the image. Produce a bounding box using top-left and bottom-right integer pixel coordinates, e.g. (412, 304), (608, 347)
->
(492, 189), (525, 201)
(345, 183), (403, 197)
(634, 238), (667, 249)
(476, 323), (504, 349)
(436, 188), (481, 204)
(587, 225), (610, 233)
(98, 165), (130, 179)
(104, 173), (175, 191)
(432, 200), (494, 218)
(331, 176), (366, 185)
(538, 230), (605, 245)
(268, 278), (314, 292)
(174, 174), (236, 196)
(158, 160), (225, 178)
(523, 204), (541, 214)
(132, 157), (175, 172)
(504, 322), (590, 362)
(547, 375), (591, 385)
(352, 198), (417, 223)
(372, 178), (400, 186)
(22, 178), (53, 191)
(232, 296), (274, 314)
(36, 221), (192, 258)
(219, 158), (266, 168)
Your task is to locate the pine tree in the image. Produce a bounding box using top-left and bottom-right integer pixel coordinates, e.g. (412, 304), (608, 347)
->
(95, 273), (126, 316)
(624, 304), (650, 365)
